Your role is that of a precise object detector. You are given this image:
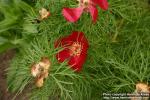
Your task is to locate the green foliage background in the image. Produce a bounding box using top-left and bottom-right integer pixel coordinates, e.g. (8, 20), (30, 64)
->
(0, 0), (149, 100)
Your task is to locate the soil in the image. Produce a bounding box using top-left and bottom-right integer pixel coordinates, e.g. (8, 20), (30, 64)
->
(0, 49), (31, 100)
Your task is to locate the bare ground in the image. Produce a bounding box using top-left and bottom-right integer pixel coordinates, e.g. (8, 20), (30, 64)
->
(0, 49), (31, 100)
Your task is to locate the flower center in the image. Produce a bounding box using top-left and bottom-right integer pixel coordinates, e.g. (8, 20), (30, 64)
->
(78, 0), (90, 8)
(69, 42), (82, 56)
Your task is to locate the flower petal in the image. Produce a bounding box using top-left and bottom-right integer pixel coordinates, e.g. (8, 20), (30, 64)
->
(62, 7), (84, 22)
(56, 48), (71, 62)
(93, 0), (108, 10)
(39, 8), (51, 20)
(69, 53), (87, 71)
(55, 32), (89, 47)
(69, 31), (88, 44)
(88, 5), (98, 23)
(55, 31), (89, 72)
(55, 37), (73, 48)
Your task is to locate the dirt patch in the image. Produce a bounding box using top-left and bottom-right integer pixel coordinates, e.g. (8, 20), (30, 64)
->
(0, 49), (15, 100)
(0, 49), (32, 100)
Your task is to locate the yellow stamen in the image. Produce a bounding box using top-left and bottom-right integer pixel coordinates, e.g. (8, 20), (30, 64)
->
(78, 0), (90, 8)
(69, 42), (82, 56)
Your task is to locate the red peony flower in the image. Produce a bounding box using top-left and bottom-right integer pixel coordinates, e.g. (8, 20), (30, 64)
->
(55, 31), (89, 72)
(62, 0), (108, 23)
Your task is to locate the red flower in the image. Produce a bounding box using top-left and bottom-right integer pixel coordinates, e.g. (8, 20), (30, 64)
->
(55, 31), (89, 72)
(62, 0), (108, 23)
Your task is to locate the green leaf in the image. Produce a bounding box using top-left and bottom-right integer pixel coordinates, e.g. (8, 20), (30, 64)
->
(0, 36), (8, 45)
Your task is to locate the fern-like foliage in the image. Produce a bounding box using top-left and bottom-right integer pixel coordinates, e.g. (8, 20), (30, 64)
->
(6, 0), (150, 100)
